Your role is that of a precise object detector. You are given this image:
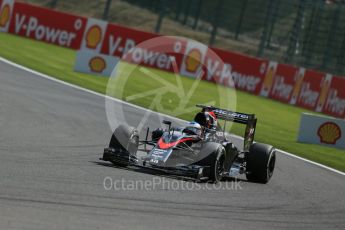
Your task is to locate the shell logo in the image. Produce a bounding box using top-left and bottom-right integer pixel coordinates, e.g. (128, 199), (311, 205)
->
(185, 48), (202, 73)
(317, 122), (342, 145)
(89, 56), (106, 73)
(85, 25), (102, 49)
(0, 4), (10, 28)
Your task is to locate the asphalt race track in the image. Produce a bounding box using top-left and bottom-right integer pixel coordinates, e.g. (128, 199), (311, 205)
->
(0, 59), (344, 230)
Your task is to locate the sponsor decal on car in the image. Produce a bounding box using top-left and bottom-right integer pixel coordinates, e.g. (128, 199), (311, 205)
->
(150, 148), (173, 163)
(214, 109), (250, 120)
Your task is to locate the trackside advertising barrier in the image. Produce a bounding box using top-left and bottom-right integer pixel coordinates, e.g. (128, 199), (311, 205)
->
(298, 113), (345, 149)
(5, 1), (87, 49)
(204, 47), (268, 94)
(77, 20), (188, 73)
(324, 76), (345, 118)
(74, 50), (119, 76)
(1, 1), (345, 119)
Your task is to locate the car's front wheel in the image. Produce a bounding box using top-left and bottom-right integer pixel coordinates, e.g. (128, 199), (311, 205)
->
(107, 124), (139, 166)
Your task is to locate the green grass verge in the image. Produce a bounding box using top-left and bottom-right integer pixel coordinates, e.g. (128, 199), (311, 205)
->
(0, 32), (344, 172)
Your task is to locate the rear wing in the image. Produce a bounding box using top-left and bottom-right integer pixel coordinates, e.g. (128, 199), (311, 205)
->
(196, 105), (257, 152)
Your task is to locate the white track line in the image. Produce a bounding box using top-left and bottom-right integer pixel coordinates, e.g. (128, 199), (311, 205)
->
(0, 56), (344, 176)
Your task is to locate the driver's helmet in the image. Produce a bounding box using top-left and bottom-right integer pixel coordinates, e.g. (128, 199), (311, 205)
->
(194, 111), (217, 130)
(205, 111), (217, 129)
(183, 121), (202, 136)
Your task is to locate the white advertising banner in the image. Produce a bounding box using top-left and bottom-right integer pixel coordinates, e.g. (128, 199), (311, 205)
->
(298, 113), (345, 149)
(74, 50), (119, 76)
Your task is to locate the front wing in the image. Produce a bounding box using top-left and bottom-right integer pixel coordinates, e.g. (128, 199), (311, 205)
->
(101, 147), (210, 181)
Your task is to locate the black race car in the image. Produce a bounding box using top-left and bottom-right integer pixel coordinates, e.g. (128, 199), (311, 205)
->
(101, 105), (276, 183)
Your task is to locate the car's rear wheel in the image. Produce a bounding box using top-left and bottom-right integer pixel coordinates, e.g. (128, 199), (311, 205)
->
(246, 143), (276, 184)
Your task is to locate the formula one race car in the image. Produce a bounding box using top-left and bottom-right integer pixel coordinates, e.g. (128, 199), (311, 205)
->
(101, 105), (276, 183)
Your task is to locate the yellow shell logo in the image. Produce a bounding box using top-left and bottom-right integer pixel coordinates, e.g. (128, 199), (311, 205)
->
(89, 56), (106, 73)
(0, 4), (10, 28)
(317, 122), (341, 145)
(185, 48), (202, 73)
(85, 25), (102, 49)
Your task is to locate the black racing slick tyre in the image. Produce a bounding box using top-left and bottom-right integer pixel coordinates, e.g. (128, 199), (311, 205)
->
(194, 143), (225, 183)
(108, 125), (139, 166)
(246, 143), (276, 184)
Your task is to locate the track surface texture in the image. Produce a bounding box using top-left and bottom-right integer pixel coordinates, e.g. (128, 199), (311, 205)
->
(0, 60), (344, 230)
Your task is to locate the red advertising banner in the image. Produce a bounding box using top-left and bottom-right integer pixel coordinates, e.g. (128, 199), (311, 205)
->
(100, 24), (156, 57)
(208, 48), (268, 94)
(99, 24), (187, 72)
(324, 76), (345, 118)
(8, 2), (86, 49)
(268, 63), (299, 103)
(295, 69), (325, 111)
(2, 1), (345, 118)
